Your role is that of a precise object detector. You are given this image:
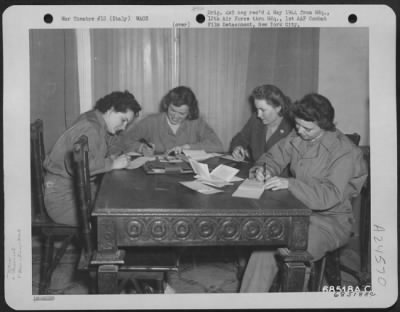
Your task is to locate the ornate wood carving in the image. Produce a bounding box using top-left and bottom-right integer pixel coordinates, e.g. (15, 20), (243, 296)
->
(288, 216), (309, 251)
(115, 216), (290, 245)
(97, 218), (117, 252)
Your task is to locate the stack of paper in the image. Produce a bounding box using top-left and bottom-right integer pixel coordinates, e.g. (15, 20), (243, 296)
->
(179, 181), (223, 195)
(188, 159), (242, 187)
(232, 179), (265, 199)
(183, 149), (221, 161)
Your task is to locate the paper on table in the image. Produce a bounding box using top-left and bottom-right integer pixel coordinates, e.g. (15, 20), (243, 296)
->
(126, 156), (155, 170)
(179, 181), (223, 194)
(196, 178), (232, 188)
(126, 151), (142, 157)
(189, 159), (239, 184)
(210, 164), (239, 182)
(183, 150), (221, 161)
(189, 159), (211, 179)
(232, 178), (265, 199)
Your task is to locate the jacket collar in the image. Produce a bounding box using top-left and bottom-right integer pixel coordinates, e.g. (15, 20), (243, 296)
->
(290, 130), (339, 158)
(94, 109), (108, 133)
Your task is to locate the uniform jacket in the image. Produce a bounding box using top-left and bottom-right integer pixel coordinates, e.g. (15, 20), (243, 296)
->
(119, 112), (224, 154)
(256, 129), (368, 217)
(230, 114), (293, 162)
(43, 110), (117, 179)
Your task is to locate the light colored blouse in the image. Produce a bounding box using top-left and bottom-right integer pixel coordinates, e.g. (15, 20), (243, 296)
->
(120, 112), (224, 153)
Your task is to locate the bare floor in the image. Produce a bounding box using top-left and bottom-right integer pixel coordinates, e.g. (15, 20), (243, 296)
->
(32, 237), (363, 295)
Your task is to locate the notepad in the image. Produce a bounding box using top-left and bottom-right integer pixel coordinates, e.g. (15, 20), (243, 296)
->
(232, 179), (265, 199)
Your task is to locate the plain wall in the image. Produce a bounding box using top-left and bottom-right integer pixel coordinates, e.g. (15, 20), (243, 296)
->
(318, 28), (369, 145)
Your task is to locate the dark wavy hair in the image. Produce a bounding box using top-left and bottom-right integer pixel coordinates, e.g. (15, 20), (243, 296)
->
(291, 93), (336, 131)
(160, 86), (199, 120)
(94, 90), (141, 116)
(251, 84), (291, 117)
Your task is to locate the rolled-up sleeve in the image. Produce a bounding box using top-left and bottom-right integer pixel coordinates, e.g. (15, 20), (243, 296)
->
(64, 125), (113, 176)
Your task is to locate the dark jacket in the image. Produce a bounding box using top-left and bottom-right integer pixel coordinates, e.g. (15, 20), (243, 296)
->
(229, 114), (293, 162)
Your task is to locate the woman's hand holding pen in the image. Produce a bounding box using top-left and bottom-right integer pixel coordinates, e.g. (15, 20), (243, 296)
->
(167, 144), (190, 156)
(232, 146), (249, 161)
(139, 138), (155, 156)
(249, 165), (271, 181)
(249, 164), (289, 191)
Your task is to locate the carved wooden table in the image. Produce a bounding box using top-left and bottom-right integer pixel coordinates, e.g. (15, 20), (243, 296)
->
(92, 159), (311, 293)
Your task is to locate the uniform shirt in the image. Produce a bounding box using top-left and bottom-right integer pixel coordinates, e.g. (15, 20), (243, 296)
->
(256, 129), (368, 216)
(120, 112), (224, 153)
(43, 110), (116, 178)
(230, 114), (293, 162)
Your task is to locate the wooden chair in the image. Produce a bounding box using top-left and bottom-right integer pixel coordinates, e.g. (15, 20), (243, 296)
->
(73, 135), (179, 294)
(31, 119), (79, 294)
(309, 133), (371, 291)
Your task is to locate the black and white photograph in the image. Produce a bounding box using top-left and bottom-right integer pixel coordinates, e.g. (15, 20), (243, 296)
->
(3, 4), (397, 310)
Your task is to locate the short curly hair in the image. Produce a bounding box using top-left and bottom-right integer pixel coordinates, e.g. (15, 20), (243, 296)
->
(160, 86), (199, 120)
(291, 93), (336, 131)
(251, 84), (291, 117)
(94, 90), (141, 115)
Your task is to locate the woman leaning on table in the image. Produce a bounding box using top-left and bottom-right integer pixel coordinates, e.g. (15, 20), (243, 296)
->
(240, 93), (368, 292)
(120, 86), (223, 155)
(43, 91), (142, 226)
(229, 84), (293, 163)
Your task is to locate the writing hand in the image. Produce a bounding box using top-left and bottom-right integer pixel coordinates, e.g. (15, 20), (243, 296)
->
(264, 177), (289, 191)
(167, 144), (190, 156)
(232, 146), (249, 161)
(139, 142), (155, 156)
(249, 166), (271, 182)
(111, 154), (130, 170)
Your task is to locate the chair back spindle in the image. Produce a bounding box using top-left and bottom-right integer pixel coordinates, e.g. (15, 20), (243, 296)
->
(31, 119), (48, 222)
(73, 135), (94, 255)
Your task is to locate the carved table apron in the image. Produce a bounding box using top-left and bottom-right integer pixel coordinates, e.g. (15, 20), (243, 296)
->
(92, 161), (311, 293)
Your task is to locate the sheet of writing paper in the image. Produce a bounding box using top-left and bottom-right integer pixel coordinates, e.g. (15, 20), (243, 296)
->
(179, 181), (223, 194)
(183, 150), (222, 161)
(189, 159), (212, 180)
(126, 151), (142, 157)
(189, 159), (240, 185)
(196, 178), (232, 188)
(157, 155), (184, 163)
(210, 164), (239, 182)
(126, 156), (155, 170)
(232, 178), (265, 199)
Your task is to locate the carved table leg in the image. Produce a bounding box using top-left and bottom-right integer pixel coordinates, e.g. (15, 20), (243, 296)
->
(277, 248), (312, 292)
(98, 264), (119, 294)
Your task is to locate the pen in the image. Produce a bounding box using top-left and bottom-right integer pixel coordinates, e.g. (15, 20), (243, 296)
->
(139, 138), (153, 149)
(264, 163), (268, 183)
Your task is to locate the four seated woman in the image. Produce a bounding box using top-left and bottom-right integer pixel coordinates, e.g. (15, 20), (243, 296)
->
(41, 85), (367, 292)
